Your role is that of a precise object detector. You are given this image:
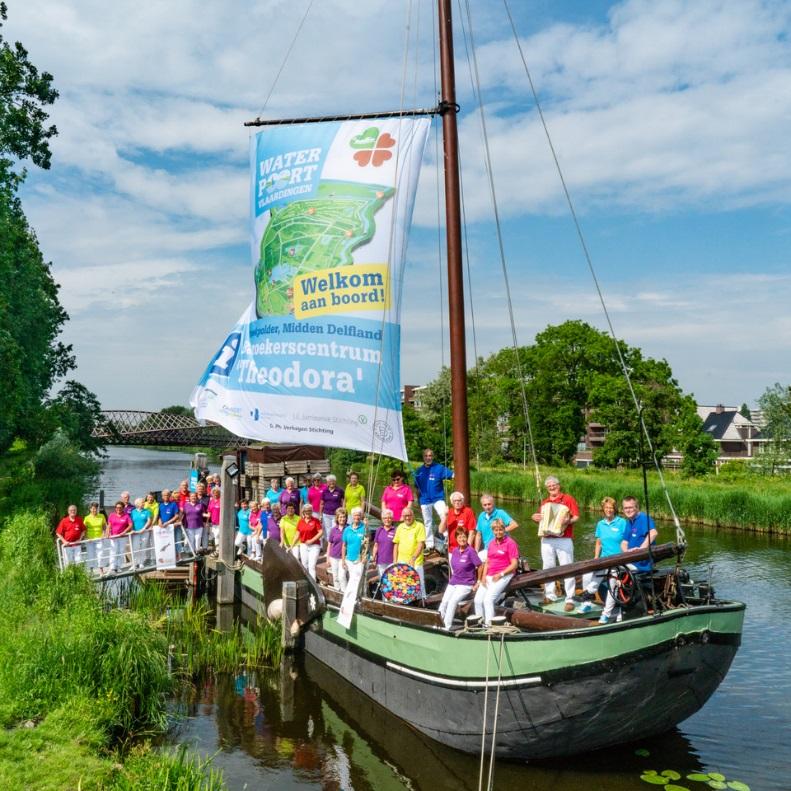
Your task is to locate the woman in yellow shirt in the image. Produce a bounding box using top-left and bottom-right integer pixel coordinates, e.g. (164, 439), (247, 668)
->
(143, 491), (160, 524)
(279, 502), (301, 559)
(393, 506), (427, 600)
(344, 471), (366, 512)
(83, 501), (107, 574)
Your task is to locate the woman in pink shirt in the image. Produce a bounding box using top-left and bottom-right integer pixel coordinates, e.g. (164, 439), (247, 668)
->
(107, 501), (133, 573)
(473, 519), (519, 626)
(380, 470), (413, 522)
(207, 487), (221, 547)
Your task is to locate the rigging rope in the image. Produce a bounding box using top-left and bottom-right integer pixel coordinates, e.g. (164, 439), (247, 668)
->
(460, 0), (542, 496)
(501, 0), (686, 546)
(255, 0), (316, 118)
(485, 632), (507, 791)
(477, 633), (493, 791)
(365, 0), (420, 507)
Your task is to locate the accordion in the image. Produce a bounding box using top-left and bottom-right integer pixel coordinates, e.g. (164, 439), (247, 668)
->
(537, 502), (570, 537)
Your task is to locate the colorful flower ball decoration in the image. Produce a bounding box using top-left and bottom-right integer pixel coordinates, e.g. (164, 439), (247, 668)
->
(380, 563), (422, 604)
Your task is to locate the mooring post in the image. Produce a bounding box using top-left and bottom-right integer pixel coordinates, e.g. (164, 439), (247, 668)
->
(282, 581), (297, 650)
(217, 455), (237, 604)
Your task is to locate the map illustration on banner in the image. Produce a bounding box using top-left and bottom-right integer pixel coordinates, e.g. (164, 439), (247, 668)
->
(191, 118), (430, 460)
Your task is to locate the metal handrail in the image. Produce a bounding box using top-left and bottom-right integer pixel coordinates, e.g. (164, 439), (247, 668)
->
(56, 527), (200, 579)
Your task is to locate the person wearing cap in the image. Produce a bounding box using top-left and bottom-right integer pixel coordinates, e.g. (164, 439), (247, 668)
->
(531, 475), (580, 612)
(381, 470), (413, 523)
(413, 448), (453, 551)
(320, 474), (344, 539)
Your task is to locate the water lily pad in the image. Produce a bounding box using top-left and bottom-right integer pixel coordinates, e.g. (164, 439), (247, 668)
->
(708, 775), (726, 783)
(641, 771), (669, 785)
(687, 775), (712, 783)
(662, 770), (682, 780)
(665, 785), (691, 791)
(707, 783), (727, 790)
(635, 748), (651, 757)
(726, 783), (750, 791)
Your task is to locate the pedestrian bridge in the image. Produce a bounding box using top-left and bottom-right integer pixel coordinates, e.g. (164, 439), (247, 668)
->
(94, 410), (251, 449)
(57, 527), (201, 580)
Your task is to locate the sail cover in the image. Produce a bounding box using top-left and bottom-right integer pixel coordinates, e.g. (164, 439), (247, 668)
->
(191, 117), (430, 460)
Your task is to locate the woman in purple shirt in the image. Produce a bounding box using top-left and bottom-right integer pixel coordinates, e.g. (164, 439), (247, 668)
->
(266, 503), (282, 545)
(182, 491), (207, 555)
(371, 509), (397, 577)
(327, 508), (347, 592)
(438, 526), (482, 630)
(278, 477), (301, 512)
(320, 474), (344, 539)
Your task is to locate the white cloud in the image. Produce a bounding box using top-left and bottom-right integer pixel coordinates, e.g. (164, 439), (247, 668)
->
(6, 0), (791, 411)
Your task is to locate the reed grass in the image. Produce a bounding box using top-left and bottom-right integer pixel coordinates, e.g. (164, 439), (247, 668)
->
(159, 596), (283, 676)
(470, 467), (791, 533)
(109, 745), (225, 791)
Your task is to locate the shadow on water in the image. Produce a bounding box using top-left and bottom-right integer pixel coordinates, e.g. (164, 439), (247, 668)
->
(171, 516), (791, 791)
(173, 648), (713, 791)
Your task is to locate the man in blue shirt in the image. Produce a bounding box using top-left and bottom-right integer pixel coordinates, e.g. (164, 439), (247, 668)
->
(622, 496), (658, 572)
(475, 493), (519, 561)
(157, 489), (183, 559)
(413, 448), (453, 551)
(599, 496), (658, 624)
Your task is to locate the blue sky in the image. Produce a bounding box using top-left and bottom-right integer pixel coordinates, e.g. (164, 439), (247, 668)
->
(11, 0), (791, 411)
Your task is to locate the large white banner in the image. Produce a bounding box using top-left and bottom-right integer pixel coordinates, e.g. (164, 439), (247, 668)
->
(191, 118), (429, 460)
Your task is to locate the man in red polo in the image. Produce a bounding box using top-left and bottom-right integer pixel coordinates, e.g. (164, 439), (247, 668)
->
(531, 475), (579, 611)
(56, 504), (86, 567)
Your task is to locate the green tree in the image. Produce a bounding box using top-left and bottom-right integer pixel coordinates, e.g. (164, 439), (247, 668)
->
(757, 383), (791, 474)
(401, 403), (442, 462)
(46, 381), (106, 456)
(161, 405), (193, 417)
(739, 402), (752, 420)
(0, 5), (101, 455)
(0, 3), (58, 171)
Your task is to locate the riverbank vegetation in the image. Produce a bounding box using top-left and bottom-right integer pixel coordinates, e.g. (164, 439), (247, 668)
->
(469, 466), (791, 534)
(327, 448), (791, 533)
(0, 510), (225, 789)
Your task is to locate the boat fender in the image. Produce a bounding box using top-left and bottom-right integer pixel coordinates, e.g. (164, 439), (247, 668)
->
(267, 598), (284, 620)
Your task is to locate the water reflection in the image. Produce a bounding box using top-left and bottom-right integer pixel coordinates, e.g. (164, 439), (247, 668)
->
(100, 451), (788, 790)
(174, 513), (790, 791)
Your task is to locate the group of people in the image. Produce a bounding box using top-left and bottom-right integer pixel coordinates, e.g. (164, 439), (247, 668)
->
(55, 450), (657, 630)
(55, 478), (224, 574)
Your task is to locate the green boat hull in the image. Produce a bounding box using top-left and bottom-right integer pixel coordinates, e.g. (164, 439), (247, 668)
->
(240, 565), (744, 760)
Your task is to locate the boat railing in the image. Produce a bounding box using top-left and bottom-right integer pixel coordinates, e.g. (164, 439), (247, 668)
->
(56, 527), (200, 579)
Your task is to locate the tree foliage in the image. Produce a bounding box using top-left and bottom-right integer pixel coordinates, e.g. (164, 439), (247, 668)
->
(757, 383), (791, 474)
(0, 6), (102, 455)
(161, 405), (194, 417)
(0, 3), (59, 171)
(412, 320), (716, 474)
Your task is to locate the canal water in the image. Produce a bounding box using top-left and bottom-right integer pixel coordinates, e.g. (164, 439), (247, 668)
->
(103, 448), (790, 790)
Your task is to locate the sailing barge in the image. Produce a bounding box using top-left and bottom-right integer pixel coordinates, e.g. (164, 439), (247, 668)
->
(241, 539), (743, 760)
(198, 0), (745, 761)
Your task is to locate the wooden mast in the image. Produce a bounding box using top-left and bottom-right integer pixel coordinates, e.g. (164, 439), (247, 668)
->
(437, 0), (470, 499)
